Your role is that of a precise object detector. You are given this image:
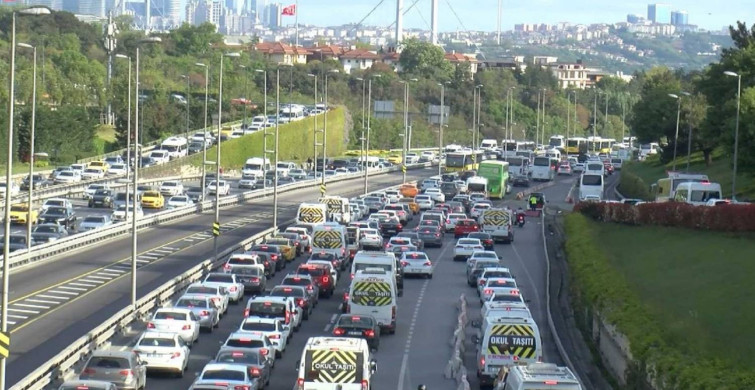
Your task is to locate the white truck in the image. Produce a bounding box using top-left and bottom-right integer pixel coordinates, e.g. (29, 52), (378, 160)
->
(242, 157), (271, 179)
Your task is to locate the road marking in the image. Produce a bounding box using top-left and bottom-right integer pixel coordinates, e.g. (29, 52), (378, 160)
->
(104, 268), (126, 273)
(152, 249), (174, 254)
(14, 303), (49, 309)
(8, 308), (39, 314)
(7, 314), (26, 319)
(26, 299), (58, 305)
(37, 294), (68, 300)
(48, 290), (79, 296)
(323, 314), (338, 332)
(69, 282), (97, 288)
(162, 246), (179, 251)
(86, 275), (112, 281)
(79, 279), (105, 284)
(58, 286), (87, 292)
(135, 259), (150, 264)
(138, 255), (159, 260)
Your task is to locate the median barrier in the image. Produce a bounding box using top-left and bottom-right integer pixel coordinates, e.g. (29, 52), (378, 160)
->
(8, 163), (436, 390)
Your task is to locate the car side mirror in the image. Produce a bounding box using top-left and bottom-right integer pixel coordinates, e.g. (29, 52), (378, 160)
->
(295, 360), (301, 372)
(370, 359), (377, 374)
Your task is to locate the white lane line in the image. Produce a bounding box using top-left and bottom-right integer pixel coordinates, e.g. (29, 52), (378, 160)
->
(15, 303), (50, 309)
(58, 286), (88, 292)
(87, 275), (113, 280)
(26, 298), (59, 305)
(69, 282), (97, 288)
(152, 249), (174, 254)
(99, 271), (124, 277)
(80, 279), (105, 284)
(37, 294), (69, 300)
(162, 246), (179, 250)
(5, 321), (16, 325)
(398, 277), (430, 390)
(323, 314), (338, 332)
(8, 307), (40, 314)
(135, 259), (150, 264)
(49, 290), (79, 296)
(138, 255), (159, 260)
(7, 314), (26, 319)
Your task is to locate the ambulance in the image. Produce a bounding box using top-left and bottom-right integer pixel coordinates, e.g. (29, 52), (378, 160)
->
(476, 313), (542, 388)
(295, 336), (377, 390)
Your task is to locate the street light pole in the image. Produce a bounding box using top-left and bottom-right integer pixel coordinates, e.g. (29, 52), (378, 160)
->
(115, 54), (131, 181)
(255, 69), (268, 188)
(322, 70), (339, 193)
(240, 65), (249, 128)
(364, 77), (375, 193)
(181, 73), (190, 141)
(476, 85), (483, 148)
(307, 73), (318, 173)
(18, 43), (36, 252)
(195, 62), (209, 196)
(668, 92), (689, 171)
(273, 63), (291, 228)
(438, 82), (445, 176)
(592, 91), (598, 152)
(472, 87), (477, 148)
(724, 71), (742, 200)
(536, 90), (541, 147)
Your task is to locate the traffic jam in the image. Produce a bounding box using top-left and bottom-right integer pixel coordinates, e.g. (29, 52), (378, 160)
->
(59, 169), (581, 390)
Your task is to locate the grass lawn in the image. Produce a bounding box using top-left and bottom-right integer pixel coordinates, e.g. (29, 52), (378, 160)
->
(591, 220), (755, 368)
(624, 148), (755, 200)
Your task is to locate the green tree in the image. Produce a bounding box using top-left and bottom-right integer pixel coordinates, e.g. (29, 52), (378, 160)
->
(398, 38), (453, 80)
(630, 67), (682, 161)
(166, 23), (222, 57)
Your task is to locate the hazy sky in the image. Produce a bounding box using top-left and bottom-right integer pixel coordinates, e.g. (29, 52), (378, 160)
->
(272, 0), (750, 32)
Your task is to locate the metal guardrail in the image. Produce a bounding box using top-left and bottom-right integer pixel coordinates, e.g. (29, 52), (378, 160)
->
(3, 163), (431, 273)
(9, 169), (423, 390)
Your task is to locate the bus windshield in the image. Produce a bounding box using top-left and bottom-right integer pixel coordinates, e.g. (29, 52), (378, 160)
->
(533, 157), (550, 167)
(582, 175), (602, 186)
(446, 154), (468, 167)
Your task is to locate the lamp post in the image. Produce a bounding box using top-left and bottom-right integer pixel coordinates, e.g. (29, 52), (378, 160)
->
(399, 78), (418, 182)
(592, 90), (600, 152)
(475, 84), (483, 149)
(115, 54), (132, 182)
(536, 90), (541, 146)
(195, 62), (209, 196)
(504, 86), (514, 155)
(540, 88), (547, 146)
(438, 82), (447, 176)
(273, 63), (292, 229)
(180, 73), (190, 140)
(356, 77), (366, 170)
(724, 71), (742, 200)
(307, 73), (318, 174)
(322, 70), (339, 194)
(2, 8), (51, 388)
(17, 43), (36, 252)
(668, 91), (689, 171)
(255, 68), (268, 187)
(364, 75), (380, 194)
(213, 52), (241, 260)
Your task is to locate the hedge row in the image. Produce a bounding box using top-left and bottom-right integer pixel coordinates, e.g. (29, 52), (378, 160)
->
(564, 214), (755, 389)
(617, 169), (651, 200)
(574, 201), (755, 232)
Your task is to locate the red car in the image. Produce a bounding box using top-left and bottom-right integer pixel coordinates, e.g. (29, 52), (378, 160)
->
(602, 160), (614, 175)
(454, 219), (480, 238)
(295, 264), (334, 298)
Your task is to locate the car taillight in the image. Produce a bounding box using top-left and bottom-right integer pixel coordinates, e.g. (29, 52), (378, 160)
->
(484, 289), (493, 294)
(341, 248), (346, 255)
(392, 306), (396, 319)
(297, 378), (305, 390)
(229, 286), (238, 292)
(170, 352), (181, 359)
(397, 224), (403, 229)
(400, 261), (409, 267)
(259, 348), (269, 356)
(297, 298), (306, 307)
(285, 311), (290, 324)
(234, 386), (251, 390)
(269, 334), (280, 339)
(82, 368), (96, 375)
(271, 254), (278, 260)
(361, 379), (369, 390)
(147, 322), (155, 329)
(479, 279), (486, 285)
(223, 264), (230, 270)
(424, 261), (432, 266)
(295, 242), (300, 246)
(244, 309), (250, 317)
(200, 310), (210, 316)
(333, 327), (345, 335)
(364, 329), (375, 338)
(350, 273), (355, 279)
(446, 219), (450, 224)
(307, 285), (314, 291)
(182, 324), (191, 330)
(322, 276), (329, 284)
(480, 356), (486, 367)
(250, 367), (261, 378)
(251, 277), (260, 282)
(264, 261), (270, 266)
(435, 233), (440, 237)
(343, 292), (349, 301)
(119, 369), (133, 377)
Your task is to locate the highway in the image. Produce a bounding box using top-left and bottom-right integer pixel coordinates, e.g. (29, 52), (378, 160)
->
(5, 168), (434, 386)
(47, 172), (596, 390)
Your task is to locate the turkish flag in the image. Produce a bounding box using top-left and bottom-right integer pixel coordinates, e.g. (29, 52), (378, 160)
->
(281, 4), (296, 16)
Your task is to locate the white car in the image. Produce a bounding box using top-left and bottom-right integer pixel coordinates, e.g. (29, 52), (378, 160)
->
(108, 163), (128, 176)
(285, 227), (312, 250)
(400, 251), (433, 278)
(147, 308), (200, 344)
(444, 213), (468, 232)
(83, 184), (109, 200)
(41, 198), (73, 213)
(470, 203), (492, 219)
(420, 151), (436, 162)
(384, 189), (401, 203)
(195, 363), (257, 389)
(202, 273), (245, 303)
(405, 153), (420, 164)
(149, 150), (171, 164)
(207, 180), (231, 196)
(454, 238), (485, 261)
(385, 236), (413, 252)
(480, 277), (519, 303)
(573, 163), (585, 173)
(414, 195), (434, 210)
(334, 167), (349, 175)
(112, 204), (144, 222)
(81, 168), (105, 180)
(477, 267), (515, 295)
(455, 180), (468, 193)
(237, 317), (290, 357)
(159, 180), (184, 196)
(70, 163), (86, 175)
(238, 178), (258, 189)
(53, 170), (81, 184)
(185, 283), (230, 315)
(359, 228), (383, 250)
(424, 188), (445, 203)
(132, 331), (190, 376)
(167, 195), (194, 209)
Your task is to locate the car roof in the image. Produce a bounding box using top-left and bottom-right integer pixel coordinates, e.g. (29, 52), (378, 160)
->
(90, 350), (133, 359)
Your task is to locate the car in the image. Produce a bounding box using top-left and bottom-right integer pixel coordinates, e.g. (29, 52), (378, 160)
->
(185, 186), (204, 202)
(383, 204), (411, 223)
(288, 169), (308, 180)
(53, 170), (81, 184)
(20, 174), (52, 190)
(264, 238), (296, 263)
(238, 177), (258, 189)
(132, 331), (190, 377)
(140, 190), (165, 209)
(389, 243), (418, 259)
(173, 294), (220, 331)
(444, 212), (468, 232)
(88, 189), (114, 208)
(400, 251), (433, 278)
(359, 228), (383, 250)
(470, 203), (492, 219)
(420, 178), (439, 191)
(269, 285), (313, 320)
(281, 274), (319, 306)
(108, 163), (128, 176)
(57, 380), (118, 390)
(139, 156), (156, 168)
(88, 160), (110, 172)
(558, 162), (572, 175)
(249, 244), (286, 272)
(236, 318), (291, 359)
(399, 183), (418, 198)
(203, 273), (245, 304)
(275, 232), (304, 256)
(454, 219), (480, 238)
(167, 195), (194, 209)
(112, 204), (144, 222)
(81, 168), (106, 180)
(228, 264), (267, 294)
(185, 283), (230, 315)
(9, 203), (38, 225)
(573, 163), (585, 173)
(480, 278), (519, 303)
(208, 180), (231, 196)
(285, 226), (313, 252)
(373, 214), (402, 236)
(397, 197), (420, 214)
(420, 151), (436, 162)
(477, 267), (515, 295)
(414, 194), (434, 210)
(146, 308), (200, 344)
(31, 223), (68, 244)
(295, 263), (335, 298)
(79, 215), (113, 232)
(213, 347), (272, 388)
(416, 225), (443, 247)
(454, 238), (485, 261)
(466, 257), (501, 287)
(78, 350), (147, 390)
(384, 189), (402, 203)
(332, 314), (381, 351)
(38, 206), (76, 229)
(194, 363), (260, 390)
(467, 232), (495, 251)
(83, 184), (110, 200)
(396, 231), (425, 250)
(1, 234), (30, 252)
(159, 180), (184, 196)
(385, 236), (413, 252)
(424, 188), (446, 203)
(223, 330), (277, 366)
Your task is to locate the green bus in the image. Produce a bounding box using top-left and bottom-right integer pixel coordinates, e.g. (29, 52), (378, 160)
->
(478, 161), (510, 199)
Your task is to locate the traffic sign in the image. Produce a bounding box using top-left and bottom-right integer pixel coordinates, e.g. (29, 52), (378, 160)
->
(320, 184), (326, 195)
(0, 331), (9, 358)
(401, 165), (407, 173)
(212, 221), (220, 237)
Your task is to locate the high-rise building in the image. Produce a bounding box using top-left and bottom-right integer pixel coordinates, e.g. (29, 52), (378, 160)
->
(19, 0), (62, 9)
(647, 3), (671, 24)
(78, 0), (106, 17)
(186, 0), (198, 24)
(61, 0), (78, 12)
(195, 0), (223, 29)
(627, 14), (645, 24)
(671, 10), (688, 26)
(264, 2), (281, 28)
(151, 0), (181, 25)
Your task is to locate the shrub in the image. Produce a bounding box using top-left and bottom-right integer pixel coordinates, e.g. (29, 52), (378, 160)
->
(618, 169), (650, 200)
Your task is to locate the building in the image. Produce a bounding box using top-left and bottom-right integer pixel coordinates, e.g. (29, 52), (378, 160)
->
(151, 0), (182, 25)
(254, 42), (310, 65)
(186, 0), (198, 24)
(307, 45), (347, 62)
(340, 49), (381, 74)
(479, 56), (527, 72)
(551, 63), (589, 89)
(626, 14), (645, 24)
(444, 51), (478, 74)
(264, 2), (281, 28)
(671, 10), (688, 26)
(78, 0), (109, 18)
(195, 0), (223, 28)
(647, 3), (671, 24)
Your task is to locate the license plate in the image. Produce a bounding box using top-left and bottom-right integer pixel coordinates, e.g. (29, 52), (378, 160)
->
(347, 331), (362, 336)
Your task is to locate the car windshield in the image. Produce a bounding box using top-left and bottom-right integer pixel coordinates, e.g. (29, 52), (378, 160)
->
(201, 369), (246, 381)
(86, 357), (129, 369)
(283, 277), (310, 286)
(34, 225), (57, 233)
(216, 351), (261, 365)
(458, 239), (479, 245)
(248, 302), (285, 316)
(337, 315), (374, 327)
(154, 311), (187, 320)
(404, 253), (428, 261)
(187, 286), (219, 295)
(44, 207), (66, 215)
(270, 287), (304, 297)
(241, 321), (277, 331)
(491, 294), (523, 302)
(138, 337), (176, 347)
(83, 217), (105, 224)
(10, 205), (28, 212)
(177, 298), (208, 308)
(205, 275), (234, 283)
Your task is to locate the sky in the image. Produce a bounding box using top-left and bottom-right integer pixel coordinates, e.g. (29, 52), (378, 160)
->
(269, 0), (751, 32)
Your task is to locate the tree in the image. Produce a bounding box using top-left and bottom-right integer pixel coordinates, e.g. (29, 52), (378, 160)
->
(166, 23), (222, 57)
(630, 67), (682, 162)
(397, 38), (453, 80)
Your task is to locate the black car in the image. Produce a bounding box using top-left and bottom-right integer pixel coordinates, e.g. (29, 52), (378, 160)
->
(269, 286), (312, 320)
(1, 235), (31, 252)
(139, 157), (156, 168)
(39, 206), (76, 229)
(416, 225), (443, 247)
(440, 181), (458, 199)
(332, 314), (381, 351)
(467, 232), (494, 250)
(452, 195), (472, 211)
(20, 174), (51, 191)
(396, 232), (424, 250)
(376, 215), (402, 237)
(228, 266), (267, 294)
(185, 186), (204, 202)
(213, 348), (271, 387)
(188, 141), (204, 154)
(280, 274), (319, 307)
(88, 189), (114, 208)
(249, 245), (285, 272)
(31, 223), (69, 244)
(278, 176), (296, 186)
(309, 251), (341, 271)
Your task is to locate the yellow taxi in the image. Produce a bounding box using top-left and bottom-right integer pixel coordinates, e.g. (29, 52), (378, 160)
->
(220, 127), (234, 139)
(9, 203), (38, 225)
(88, 160), (109, 173)
(387, 155), (403, 164)
(140, 191), (165, 209)
(399, 183), (418, 198)
(397, 197), (420, 215)
(264, 237), (296, 262)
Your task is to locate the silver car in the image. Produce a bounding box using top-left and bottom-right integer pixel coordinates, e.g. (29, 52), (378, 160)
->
(58, 380), (117, 390)
(147, 308), (200, 344)
(79, 215), (113, 232)
(202, 273), (245, 303)
(185, 283), (230, 315)
(173, 294), (219, 331)
(78, 350), (146, 390)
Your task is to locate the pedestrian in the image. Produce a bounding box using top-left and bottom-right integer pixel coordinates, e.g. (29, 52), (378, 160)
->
(529, 194), (538, 211)
(307, 157), (313, 171)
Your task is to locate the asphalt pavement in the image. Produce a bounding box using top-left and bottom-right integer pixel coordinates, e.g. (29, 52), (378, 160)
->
(6, 169), (435, 387)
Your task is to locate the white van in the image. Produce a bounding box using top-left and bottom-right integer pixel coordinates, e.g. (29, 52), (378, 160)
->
(579, 174), (604, 201)
(297, 203), (328, 226)
(242, 157), (271, 179)
(160, 136), (188, 160)
(275, 161), (297, 177)
(480, 209), (513, 243)
(476, 314), (542, 388)
(673, 181), (722, 206)
(583, 161), (605, 177)
(295, 337), (377, 390)
(640, 142), (660, 157)
(312, 223), (348, 261)
(319, 196), (351, 224)
(480, 139), (498, 151)
(351, 251), (401, 297)
(496, 363), (582, 390)
(348, 269), (398, 334)
(531, 157), (556, 181)
(467, 176), (489, 194)
(279, 104), (305, 123)
(545, 148), (561, 161)
(149, 150), (170, 164)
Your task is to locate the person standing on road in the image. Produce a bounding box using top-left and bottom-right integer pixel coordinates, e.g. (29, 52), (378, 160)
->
(529, 194), (538, 211)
